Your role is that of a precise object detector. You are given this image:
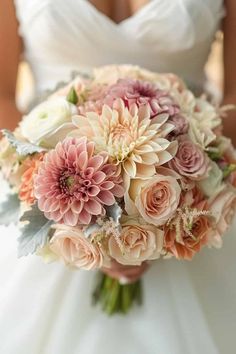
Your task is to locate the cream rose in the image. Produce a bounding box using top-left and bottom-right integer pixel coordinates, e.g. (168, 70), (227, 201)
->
(208, 188), (236, 248)
(50, 226), (105, 270)
(125, 172), (181, 226)
(108, 220), (163, 265)
(20, 98), (77, 147)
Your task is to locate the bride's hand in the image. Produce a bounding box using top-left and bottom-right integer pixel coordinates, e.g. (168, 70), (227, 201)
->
(222, 95), (236, 147)
(102, 260), (150, 284)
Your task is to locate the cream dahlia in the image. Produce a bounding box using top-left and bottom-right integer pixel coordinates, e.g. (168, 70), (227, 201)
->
(34, 137), (124, 226)
(71, 100), (177, 179)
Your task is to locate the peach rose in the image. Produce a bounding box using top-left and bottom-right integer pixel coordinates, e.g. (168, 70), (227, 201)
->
(50, 226), (105, 270)
(164, 214), (211, 260)
(169, 136), (210, 180)
(208, 188), (236, 248)
(108, 220), (163, 265)
(126, 173), (181, 226)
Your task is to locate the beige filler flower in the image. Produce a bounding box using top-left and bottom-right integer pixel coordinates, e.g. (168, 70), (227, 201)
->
(71, 99), (177, 179)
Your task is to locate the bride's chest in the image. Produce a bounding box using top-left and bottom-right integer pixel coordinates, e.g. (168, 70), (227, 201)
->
(15, 0), (224, 57)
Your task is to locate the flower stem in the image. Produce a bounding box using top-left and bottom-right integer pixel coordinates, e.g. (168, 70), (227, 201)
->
(92, 272), (143, 315)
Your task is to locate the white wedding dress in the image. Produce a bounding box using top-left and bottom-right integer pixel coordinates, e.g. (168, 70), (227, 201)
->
(1, 1), (236, 353)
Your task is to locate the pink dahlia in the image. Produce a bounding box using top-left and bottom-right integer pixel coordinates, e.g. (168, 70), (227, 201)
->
(103, 78), (180, 118)
(34, 137), (124, 226)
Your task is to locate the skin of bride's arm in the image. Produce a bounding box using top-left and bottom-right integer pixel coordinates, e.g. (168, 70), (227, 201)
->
(222, 0), (236, 145)
(0, 0), (22, 131)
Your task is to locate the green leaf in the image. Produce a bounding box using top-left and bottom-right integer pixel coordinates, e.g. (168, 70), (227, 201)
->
(223, 164), (236, 179)
(66, 87), (78, 105)
(2, 129), (46, 156)
(0, 194), (20, 226)
(207, 149), (222, 162)
(18, 204), (53, 257)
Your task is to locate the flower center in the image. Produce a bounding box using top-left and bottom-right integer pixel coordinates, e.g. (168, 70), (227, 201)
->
(65, 176), (75, 188)
(39, 112), (48, 119)
(59, 170), (97, 201)
(110, 124), (133, 143)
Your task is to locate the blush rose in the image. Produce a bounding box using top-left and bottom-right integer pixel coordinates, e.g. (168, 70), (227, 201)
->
(50, 226), (106, 270)
(109, 220), (163, 265)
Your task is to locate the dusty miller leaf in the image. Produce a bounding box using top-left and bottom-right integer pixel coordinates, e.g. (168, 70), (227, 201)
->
(0, 194), (20, 226)
(84, 202), (122, 238)
(105, 202), (122, 224)
(84, 223), (101, 238)
(18, 204), (53, 257)
(2, 129), (47, 156)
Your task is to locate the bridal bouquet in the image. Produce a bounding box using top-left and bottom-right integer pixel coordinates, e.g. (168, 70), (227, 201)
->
(1, 65), (236, 315)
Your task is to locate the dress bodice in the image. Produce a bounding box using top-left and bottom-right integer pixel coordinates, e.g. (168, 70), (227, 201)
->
(14, 0), (225, 93)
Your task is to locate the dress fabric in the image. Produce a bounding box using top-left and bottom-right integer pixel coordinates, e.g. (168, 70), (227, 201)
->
(1, 1), (236, 353)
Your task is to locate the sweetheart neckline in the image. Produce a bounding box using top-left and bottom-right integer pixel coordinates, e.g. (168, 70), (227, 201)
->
(83, 0), (154, 27)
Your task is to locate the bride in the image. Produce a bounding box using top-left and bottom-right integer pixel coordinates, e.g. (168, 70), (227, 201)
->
(0, 1), (236, 353)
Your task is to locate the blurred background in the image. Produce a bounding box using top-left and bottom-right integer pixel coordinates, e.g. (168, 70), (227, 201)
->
(16, 31), (224, 111)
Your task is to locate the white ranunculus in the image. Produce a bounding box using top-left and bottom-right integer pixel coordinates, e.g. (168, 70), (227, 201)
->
(197, 161), (224, 198)
(188, 99), (222, 149)
(172, 91), (222, 149)
(20, 98), (78, 146)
